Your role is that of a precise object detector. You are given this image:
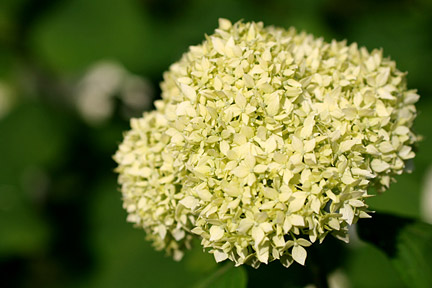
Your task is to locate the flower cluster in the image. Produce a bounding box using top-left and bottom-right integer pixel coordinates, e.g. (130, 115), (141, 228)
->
(114, 19), (418, 268)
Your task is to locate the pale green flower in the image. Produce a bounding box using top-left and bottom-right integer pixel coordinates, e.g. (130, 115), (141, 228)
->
(114, 19), (418, 268)
(114, 111), (194, 260)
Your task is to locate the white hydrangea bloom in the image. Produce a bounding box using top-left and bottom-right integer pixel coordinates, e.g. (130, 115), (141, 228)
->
(115, 19), (418, 268)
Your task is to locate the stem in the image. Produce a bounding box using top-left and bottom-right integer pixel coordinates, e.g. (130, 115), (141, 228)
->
(309, 244), (330, 288)
(310, 261), (329, 288)
(195, 263), (233, 288)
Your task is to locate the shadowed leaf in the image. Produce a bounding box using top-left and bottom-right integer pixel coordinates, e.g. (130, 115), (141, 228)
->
(357, 213), (432, 288)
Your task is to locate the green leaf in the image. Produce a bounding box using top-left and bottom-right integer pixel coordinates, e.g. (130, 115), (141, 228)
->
(357, 213), (432, 288)
(194, 263), (247, 288)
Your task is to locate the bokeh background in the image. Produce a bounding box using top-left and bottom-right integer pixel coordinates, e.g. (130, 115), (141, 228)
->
(1, 0), (432, 287)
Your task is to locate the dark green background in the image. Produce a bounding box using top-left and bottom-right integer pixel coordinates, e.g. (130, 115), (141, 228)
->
(1, 0), (431, 287)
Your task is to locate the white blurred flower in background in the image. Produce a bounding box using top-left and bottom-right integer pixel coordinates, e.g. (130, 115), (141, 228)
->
(0, 81), (14, 119)
(76, 61), (153, 126)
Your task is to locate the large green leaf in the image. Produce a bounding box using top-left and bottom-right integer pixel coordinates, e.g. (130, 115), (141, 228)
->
(357, 213), (432, 288)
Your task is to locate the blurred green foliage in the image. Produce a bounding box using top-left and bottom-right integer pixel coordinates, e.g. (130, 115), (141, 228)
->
(1, 0), (431, 287)
(358, 213), (432, 288)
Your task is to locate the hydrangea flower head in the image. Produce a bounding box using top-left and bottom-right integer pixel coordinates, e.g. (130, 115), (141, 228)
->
(114, 19), (418, 268)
